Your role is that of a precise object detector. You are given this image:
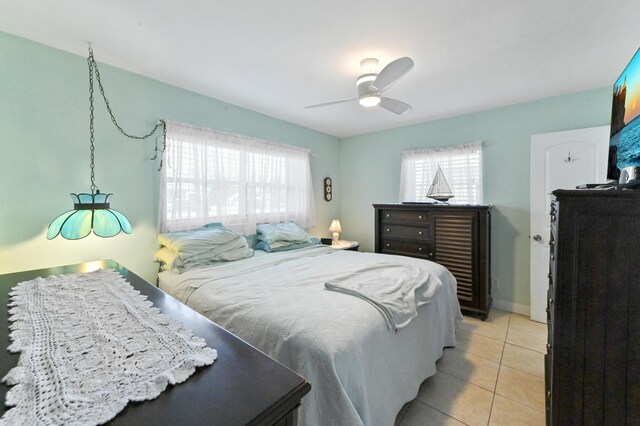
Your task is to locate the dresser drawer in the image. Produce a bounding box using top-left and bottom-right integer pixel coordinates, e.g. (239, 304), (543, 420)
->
(380, 224), (428, 240)
(380, 209), (428, 223)
(380, 239), (430, 258)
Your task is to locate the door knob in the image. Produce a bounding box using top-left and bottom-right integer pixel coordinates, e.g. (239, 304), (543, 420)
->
(533, 234), (543, 242)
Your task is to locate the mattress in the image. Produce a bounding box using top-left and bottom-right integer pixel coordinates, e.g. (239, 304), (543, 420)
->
(159, 245), (461, 426)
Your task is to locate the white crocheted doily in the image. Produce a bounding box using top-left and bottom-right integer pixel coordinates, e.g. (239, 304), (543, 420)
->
(1, 269), (217, 425)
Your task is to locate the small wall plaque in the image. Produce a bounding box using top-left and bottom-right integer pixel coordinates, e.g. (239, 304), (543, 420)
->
(324, 177), (332, 201)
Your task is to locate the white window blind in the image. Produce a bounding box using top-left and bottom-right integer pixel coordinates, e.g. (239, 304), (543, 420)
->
(159, 122), (315, 233)
(399, 141), (483, 204)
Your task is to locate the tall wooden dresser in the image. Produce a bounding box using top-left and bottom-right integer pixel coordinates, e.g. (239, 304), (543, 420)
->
(373, 203), (491, 319)
(547, 190), (640, 425)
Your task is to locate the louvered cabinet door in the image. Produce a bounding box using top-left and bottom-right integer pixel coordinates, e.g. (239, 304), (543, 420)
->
(431, 211), (486, 316)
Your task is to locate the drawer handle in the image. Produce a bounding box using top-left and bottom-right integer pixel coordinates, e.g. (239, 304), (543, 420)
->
(546, 343), (551, 351)
(386, 243), (390, 247)
(418, 247), (423, 251)
(386, 228), (390, 232)
(418, 215), (423, 219)
(386, 214), (390, 218)
(418, 231), (423, 235)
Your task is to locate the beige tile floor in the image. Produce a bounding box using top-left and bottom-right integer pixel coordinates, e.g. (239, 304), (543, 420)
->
(395, 310), (547, 426)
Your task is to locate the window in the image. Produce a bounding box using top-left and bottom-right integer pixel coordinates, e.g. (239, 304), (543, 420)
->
(159, 122), (315, 233)
(399, 141), (483, 204)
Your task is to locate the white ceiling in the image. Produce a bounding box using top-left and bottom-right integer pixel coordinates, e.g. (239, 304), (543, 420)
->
(2, 0), (640, 138)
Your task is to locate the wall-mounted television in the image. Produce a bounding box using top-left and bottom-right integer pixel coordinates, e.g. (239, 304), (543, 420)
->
(608, 47), (640, 183)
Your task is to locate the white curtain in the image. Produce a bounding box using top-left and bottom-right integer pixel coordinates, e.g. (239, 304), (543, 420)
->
(159, 121), (315, 234)
(399, 141), (483, 204)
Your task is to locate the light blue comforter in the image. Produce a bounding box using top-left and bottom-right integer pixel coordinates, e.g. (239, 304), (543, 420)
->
(160, 246), (461, 426)
(325, 262), (441, 331)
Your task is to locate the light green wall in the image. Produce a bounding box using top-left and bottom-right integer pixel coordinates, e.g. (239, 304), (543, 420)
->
(0, 31), (614, 308)
(0, 32), (340, 282)
(339, 88), (612, 308)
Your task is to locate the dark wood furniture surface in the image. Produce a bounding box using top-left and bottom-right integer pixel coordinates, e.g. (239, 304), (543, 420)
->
(0, 260), (311, 426)
(373, 203), (492, 319)
(547, 190), (639, 425)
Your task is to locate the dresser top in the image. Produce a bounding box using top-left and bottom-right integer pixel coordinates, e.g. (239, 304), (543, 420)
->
(373, 202), (492, 209)
(552, 189), (640, 198)
(0, 260), (310, 425)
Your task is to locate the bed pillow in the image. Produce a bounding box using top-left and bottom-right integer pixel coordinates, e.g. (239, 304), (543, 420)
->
(153, 247), (184, 271)
(157, 226), (253, 271)
(256, 222), (311, 244)
(255, 237), (321, 253)
(199, 222), (225, 229)
(157, 223), (225, 247)
(157, 224), (232, 250)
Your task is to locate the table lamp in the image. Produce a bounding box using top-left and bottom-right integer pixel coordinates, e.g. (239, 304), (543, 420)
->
(329, 219), (342, 245)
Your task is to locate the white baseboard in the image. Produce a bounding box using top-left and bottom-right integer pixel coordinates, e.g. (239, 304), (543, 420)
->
(492, 299), (530, 316)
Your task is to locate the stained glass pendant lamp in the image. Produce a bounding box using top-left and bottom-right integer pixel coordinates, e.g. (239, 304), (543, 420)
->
(47, 192), (131, 240)
(47, 47), (165, 240)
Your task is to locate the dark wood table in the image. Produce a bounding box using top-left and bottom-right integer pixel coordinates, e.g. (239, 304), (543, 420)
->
(0, 260), (311, 425)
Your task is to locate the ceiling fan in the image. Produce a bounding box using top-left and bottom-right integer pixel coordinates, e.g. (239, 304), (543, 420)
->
(305, 57), (414, 115)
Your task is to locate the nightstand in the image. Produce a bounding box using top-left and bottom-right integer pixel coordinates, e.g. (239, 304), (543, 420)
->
(329, 240), (359, 251)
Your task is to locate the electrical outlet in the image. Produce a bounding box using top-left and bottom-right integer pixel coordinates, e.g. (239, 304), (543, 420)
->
(492, 278), (499, 289)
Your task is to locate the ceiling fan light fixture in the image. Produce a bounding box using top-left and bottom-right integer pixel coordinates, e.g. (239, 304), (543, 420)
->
(360, 58), (379, 73)
(305, 56), (413, 114)
(358, 94), (381, 107)
(356, 73), (377, 87)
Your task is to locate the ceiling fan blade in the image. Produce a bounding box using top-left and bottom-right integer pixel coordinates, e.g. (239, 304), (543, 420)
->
(304, 98), (356, 109)
(379, 97), (412, 115)
(371, 57), (414, 93)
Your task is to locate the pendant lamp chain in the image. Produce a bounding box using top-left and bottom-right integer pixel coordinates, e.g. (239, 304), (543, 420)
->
(47, 47), (165, 240)
(88, 50), (97, 194)
(86, 47), (166, 195)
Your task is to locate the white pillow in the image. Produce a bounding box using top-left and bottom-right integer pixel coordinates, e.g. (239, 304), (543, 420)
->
(153, 247), (183, 270)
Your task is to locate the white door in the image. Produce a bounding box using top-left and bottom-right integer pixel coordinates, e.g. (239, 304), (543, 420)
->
(530, 126), (609, 323)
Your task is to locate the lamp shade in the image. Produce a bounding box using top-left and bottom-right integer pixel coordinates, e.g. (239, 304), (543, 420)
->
(47, 192), (132, 240)
(329, 219), (342, 233)
(358, 94), (381, 107)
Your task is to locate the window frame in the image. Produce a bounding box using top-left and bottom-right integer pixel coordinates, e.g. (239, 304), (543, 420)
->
(399, 141), (483, 204)
(159, 122), (315, 233)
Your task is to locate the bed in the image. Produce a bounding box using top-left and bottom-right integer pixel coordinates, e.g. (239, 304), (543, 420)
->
(158, 243), (461, 426)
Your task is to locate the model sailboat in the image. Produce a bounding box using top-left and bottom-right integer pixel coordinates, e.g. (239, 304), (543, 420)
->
(426, 165), (454, 202)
